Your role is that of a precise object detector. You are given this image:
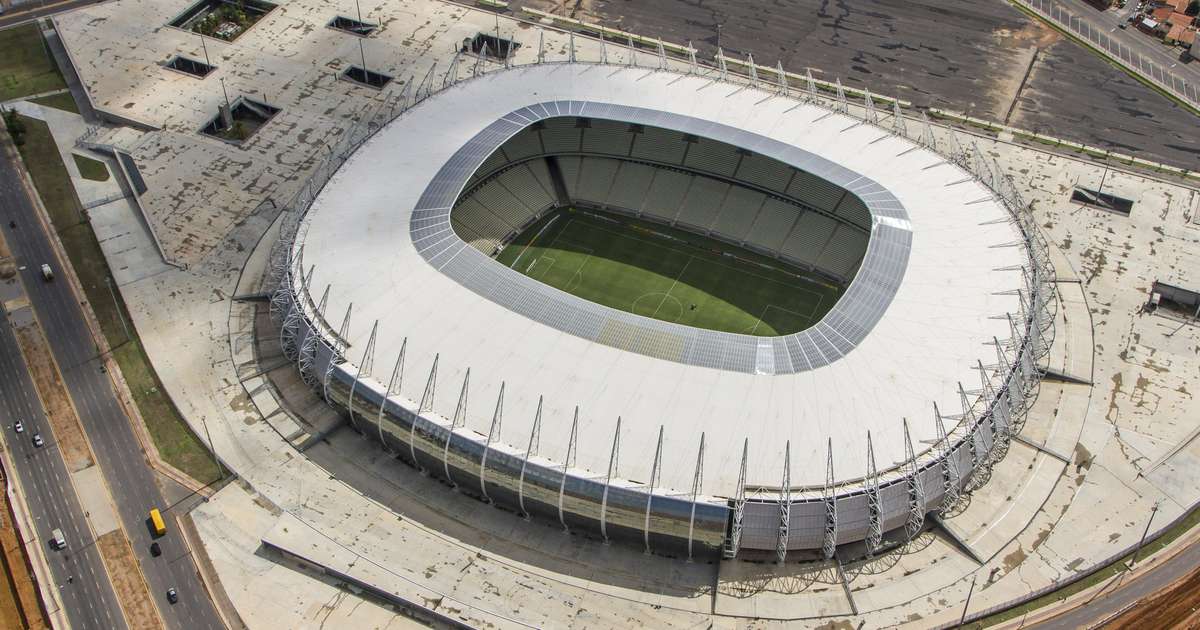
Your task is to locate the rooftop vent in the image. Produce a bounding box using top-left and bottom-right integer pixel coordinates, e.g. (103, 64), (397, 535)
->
(200, 97), (280, 143)
(165, 56), (215, 78)
(328, 16), (376, 37)
(464, 32), (520, 60)
(341, 66), (393, 89)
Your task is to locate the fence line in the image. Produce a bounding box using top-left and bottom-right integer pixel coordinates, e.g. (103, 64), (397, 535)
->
(1014, 0), (1200, 110)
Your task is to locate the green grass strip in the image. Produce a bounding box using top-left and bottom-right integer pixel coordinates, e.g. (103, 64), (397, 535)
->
(30, 92), (79, 114)
(0, 23), (67, 102)
(72, 153), (109, 182)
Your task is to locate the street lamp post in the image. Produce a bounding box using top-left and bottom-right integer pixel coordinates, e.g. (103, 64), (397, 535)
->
(957, 575), (977, 629)
(104, 277), (130, 344)
(1129, 500), (1161, 568)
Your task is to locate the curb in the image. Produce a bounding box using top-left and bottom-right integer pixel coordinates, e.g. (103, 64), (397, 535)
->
(176, 512), (244, 630)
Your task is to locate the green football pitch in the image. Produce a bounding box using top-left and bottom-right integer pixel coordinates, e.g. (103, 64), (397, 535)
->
(494, 208), (844, 336)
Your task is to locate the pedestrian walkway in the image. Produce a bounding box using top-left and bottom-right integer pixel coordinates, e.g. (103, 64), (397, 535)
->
(8, 100), (171, 285)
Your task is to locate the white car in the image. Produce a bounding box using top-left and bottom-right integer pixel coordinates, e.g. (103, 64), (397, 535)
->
(32, 434), (44, 448)
(14, 421), (23, 433)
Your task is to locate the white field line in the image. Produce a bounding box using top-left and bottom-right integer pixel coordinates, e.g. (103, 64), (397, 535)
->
(651, 256), (693, 319)
(508, 214), (561, 270)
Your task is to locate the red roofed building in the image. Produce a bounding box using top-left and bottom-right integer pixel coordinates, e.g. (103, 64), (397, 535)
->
(1167, 12), (1195, 28)
(1150, 6), (1174, 22)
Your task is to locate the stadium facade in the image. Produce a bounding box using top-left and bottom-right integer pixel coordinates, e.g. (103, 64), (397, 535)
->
(267, 48), (1055, 561)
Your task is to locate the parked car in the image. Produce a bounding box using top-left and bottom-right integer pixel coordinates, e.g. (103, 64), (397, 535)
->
(14, 421), (23, 433)
(32, 433), (44, 448)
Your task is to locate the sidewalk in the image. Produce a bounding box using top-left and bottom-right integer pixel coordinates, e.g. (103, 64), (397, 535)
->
(7, 100), (172, 286)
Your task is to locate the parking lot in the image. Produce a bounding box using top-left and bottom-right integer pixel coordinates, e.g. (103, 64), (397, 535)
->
(518, 0), (1200, 168)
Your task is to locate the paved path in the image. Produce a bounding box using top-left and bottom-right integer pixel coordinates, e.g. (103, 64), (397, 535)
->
(0, 141), (224, 629)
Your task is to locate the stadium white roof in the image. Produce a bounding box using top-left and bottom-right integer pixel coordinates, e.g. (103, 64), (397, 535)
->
(298, 63), (1024, 495)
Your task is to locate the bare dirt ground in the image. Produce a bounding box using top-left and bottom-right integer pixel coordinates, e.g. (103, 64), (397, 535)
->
(12, 317), (94, 472)
(96, 530), (161, 630)
(1109, 563), (1200, 629)
(0, 465), (50, 630)
(0, 231), (14, 281)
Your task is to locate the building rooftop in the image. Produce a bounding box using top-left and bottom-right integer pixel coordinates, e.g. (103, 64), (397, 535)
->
(297, 63), (1025, 495)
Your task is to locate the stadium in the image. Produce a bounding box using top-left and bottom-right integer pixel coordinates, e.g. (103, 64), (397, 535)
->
(269, 56), (1055, 562)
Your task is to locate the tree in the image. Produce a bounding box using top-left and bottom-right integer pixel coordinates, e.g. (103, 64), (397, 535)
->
(3, 109), (26, 147)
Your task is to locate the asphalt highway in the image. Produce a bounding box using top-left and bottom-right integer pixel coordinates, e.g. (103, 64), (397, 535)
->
(0, 305), (125, 630)
(1031, 532), (1200, 628)
(0, 148), (223, 628)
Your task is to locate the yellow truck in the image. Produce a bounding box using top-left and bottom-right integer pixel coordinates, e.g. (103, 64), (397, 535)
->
(149, 508), (167, 537)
